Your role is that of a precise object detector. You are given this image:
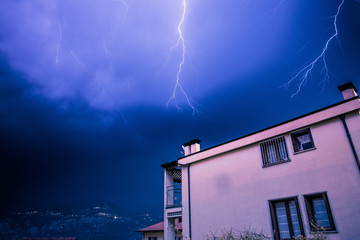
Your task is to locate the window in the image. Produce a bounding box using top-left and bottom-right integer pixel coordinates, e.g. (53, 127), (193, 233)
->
(260, 136), (289, 166)
(304, 192), (336, 231)
(291, 128), (315, 153)
(269, 197), (305, 240)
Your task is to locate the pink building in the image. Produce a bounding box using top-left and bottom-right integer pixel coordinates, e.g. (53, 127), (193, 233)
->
(162, 82), (360, 240)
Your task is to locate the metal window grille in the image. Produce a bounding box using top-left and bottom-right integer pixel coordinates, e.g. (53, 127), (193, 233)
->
(260, 136), (289, 166)
(171, 169), (181, 182)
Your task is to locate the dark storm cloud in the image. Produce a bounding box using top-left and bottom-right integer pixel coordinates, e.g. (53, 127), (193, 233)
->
(0, 55), (140, 203)
(0, 59), (91, 199)
(0, 54), (197, 208)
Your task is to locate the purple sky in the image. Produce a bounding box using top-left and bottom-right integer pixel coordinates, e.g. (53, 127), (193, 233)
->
(0, 0), (360, 210)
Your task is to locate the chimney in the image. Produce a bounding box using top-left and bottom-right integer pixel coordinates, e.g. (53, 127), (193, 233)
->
(338, 82), (358, 100)
(182, 139), (201, 156)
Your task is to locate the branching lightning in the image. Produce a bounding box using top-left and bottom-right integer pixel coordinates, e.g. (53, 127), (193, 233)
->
(102, 39), (112, 59)
(285, 0), (344, 98)
(55, 21), (85, 67)
(166, 0), (198, 116)
(69, 49), (85, 67)
(56, 21), (62, 65)
(112, 0), (129, 24)
(102, 37), (113, 71)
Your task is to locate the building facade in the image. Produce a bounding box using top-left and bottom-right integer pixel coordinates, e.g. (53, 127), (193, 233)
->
(162, 83), (360, 240)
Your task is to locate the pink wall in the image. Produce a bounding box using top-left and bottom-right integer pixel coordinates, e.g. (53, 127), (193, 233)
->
(179, 109), (360, 240)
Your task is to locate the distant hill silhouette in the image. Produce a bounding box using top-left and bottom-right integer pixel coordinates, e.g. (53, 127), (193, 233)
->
(0, 201), (163, 240)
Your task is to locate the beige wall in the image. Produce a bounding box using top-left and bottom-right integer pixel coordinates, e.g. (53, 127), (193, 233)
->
(143, 231), (182, 240)
(180, 112), (360, 240)
(142, 231), (164, 240)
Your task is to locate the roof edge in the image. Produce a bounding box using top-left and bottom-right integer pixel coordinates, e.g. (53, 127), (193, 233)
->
(161, 160), (178, 169)
(177, 96), (360, 162)
(136, 230), (164, 233)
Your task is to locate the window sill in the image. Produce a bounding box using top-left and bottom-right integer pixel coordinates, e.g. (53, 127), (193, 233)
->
(293, 147), (316, 155)
(310, 230), (338, 234)
(262, 159), (291, 168)
(165, 205), (182, 209)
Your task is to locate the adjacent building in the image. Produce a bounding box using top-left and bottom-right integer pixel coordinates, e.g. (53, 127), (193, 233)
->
(162, 82), (360, 240)
(137, 219), (182, 240)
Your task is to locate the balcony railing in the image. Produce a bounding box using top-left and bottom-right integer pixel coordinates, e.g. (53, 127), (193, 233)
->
(166, 184), (182, 208)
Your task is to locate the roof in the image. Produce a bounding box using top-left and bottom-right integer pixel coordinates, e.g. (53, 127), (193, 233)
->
(137, 220), (182, 232)
(176, 96), (360, 165)
(137, 221), (164, 232)
(161, 160), (178, 169)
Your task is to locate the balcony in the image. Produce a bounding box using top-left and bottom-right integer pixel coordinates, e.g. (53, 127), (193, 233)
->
(166, 183), (182, 208)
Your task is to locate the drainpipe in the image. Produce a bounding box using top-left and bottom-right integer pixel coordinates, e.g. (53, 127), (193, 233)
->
(340, 114), (360, 172)
(187, 164), (192, 240)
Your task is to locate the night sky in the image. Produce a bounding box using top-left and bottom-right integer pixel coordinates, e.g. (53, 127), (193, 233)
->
(1, 0), (360, 211)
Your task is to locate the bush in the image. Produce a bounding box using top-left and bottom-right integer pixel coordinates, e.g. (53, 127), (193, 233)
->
(206, 227), (330, 240)
(206, 227), (270, 240)
(294, 231), (329, 240)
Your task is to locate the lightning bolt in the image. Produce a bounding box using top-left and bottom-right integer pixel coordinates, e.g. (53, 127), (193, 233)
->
(102, 39), (112, 59)
(69, 49), (85, 67)
(102, 37), (113, 71)
(54, 21), (85, 67)
(56, 21), (62, 65)
(285, 0), (344, 98)
(166, 0), (198, 116)
(112, 0), (129, 25)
